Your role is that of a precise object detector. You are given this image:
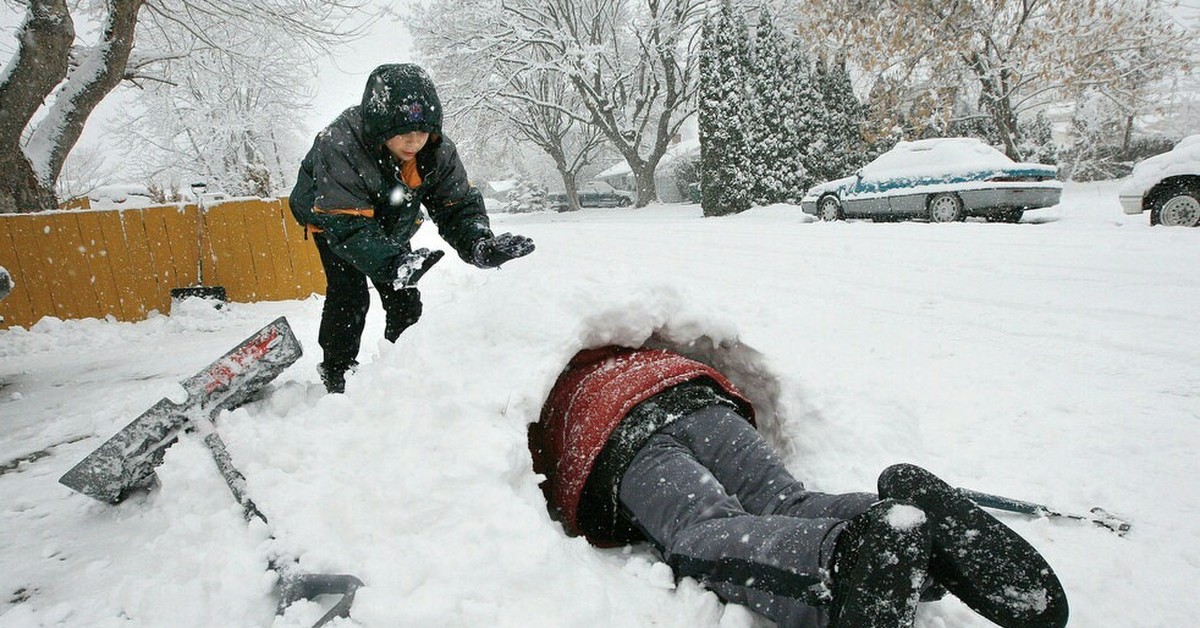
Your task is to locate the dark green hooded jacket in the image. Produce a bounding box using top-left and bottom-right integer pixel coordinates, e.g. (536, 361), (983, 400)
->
(290, 64), (492, 284)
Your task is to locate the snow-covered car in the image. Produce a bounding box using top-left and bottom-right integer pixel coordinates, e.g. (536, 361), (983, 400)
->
(578, 181), (634, 207)
(1118, 135), (1200, 227)
(547, 182), (634, 211)
(547, 193), (569, 212)
(801, 138), (1062, 223)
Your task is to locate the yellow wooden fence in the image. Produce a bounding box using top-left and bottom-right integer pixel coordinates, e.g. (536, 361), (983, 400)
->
(0, 198), (325, 330)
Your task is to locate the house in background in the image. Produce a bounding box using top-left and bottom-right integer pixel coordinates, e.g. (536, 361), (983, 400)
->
(481, 179), (519, 211)
(482, 179), (519, 203)
(593, 137), (700, 203)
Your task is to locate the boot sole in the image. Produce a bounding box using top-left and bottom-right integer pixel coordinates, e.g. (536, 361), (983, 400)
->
(878, 464), (1069, 628)
(829, 499), (931, 628)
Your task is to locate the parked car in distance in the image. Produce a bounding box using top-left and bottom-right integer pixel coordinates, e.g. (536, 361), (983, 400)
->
(547, 193), (569, 212)
(548, 181), (634, 211)
(801, 137), (1062, 223)
(1119, 135), (1200, 227)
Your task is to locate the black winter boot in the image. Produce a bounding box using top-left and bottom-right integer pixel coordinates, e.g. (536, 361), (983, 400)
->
(877, 464), (1069, 628)
(317, 360), (357, 394)
(827, 499), (931, 628)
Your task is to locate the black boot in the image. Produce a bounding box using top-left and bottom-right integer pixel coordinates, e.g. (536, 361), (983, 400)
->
(827, 499), (931, 628)
(878, 463), (1069, 628)
(317, 360), (357, 394)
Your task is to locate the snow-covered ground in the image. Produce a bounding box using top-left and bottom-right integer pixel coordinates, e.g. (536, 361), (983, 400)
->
(2, 181), (1197, 627)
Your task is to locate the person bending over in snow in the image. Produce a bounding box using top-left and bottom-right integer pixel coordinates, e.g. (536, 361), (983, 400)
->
(290, 63), (534, 393)
(529, 346), (1069, 628)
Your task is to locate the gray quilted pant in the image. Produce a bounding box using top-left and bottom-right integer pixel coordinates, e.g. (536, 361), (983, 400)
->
(618, 405), (878, 628)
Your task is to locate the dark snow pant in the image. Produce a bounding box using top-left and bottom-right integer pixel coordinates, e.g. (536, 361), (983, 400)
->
(619, 405), (878, 628)
(315, 234), (422, 370)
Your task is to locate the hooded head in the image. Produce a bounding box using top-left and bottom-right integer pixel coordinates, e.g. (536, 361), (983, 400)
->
(360, 63), (443, 147)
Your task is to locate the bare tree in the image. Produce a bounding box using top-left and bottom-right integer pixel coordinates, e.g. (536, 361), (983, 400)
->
(0, 0), (376, 213)
(415, 0), (705, 207)
(796, 0), (1195, 159)
(505, 69), (609, 211)
(56, 143), (119, 203)
(412, 0), (608, 212)
(0, 0), (133, 213)
(513, 0), (706, 206)
(110, 11), (317, 196)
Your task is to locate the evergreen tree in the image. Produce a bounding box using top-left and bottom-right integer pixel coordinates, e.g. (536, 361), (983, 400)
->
(699, 0), (753, 216)
(1017, 111), (1058, 166)
(814, 55), (869, 184)
(702, 2), (871, 212)
(778, 30), (826, 202)
(745, 8), (812, 205)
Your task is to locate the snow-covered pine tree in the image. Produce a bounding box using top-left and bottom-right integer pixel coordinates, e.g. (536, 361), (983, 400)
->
(1017, 111), (1058, 167)
(777, 25), (825, 203)
(813, 55), (869, 185)
(745, 7), (811, 205)
(699, 0), (753, 216)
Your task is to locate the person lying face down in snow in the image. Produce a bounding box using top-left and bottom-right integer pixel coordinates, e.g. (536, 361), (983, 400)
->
(529, 346), (1069, 628)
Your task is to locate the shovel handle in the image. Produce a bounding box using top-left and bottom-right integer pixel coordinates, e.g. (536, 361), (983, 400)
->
(277, 571), (364, 627)
(960, 487), (1131, 536)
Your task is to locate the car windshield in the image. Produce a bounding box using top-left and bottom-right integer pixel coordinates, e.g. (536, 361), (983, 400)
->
(860, 138), (1016, 181)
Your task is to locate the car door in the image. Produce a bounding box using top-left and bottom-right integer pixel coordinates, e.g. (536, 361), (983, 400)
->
(883, 176), (928, 216)
(578, 184), (598, 207)
(843, 172), (889, 216)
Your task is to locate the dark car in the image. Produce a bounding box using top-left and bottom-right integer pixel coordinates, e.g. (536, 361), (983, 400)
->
(801, 138), (1062, 223)
(578, 181), (634, 207)
(549, 182), (634, 211)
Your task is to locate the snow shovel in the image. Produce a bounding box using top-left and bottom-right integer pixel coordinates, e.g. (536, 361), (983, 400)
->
(59, 317), (363, 625)
(59, 316), (302, 503)
(962, 487), (1131, 536)
(203, 426), (363, 626)
(170, 182), (228, 305)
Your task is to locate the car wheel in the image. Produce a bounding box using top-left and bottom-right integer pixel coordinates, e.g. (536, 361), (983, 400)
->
(928, 193), (964, 223)
(1150, 184), (1200, 227)
(818, 195), (843, 221)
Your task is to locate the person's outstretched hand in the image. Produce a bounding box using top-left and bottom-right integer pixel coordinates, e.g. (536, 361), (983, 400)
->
(393, 248), (445, 288)
(472, 233), (535, 268)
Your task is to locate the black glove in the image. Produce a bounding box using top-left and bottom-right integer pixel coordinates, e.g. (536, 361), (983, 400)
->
(392, 248), (445, 289)
(472, 233), (535, 268)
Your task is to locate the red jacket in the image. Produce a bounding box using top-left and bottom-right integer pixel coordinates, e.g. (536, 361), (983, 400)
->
(533, 346), (752, 544)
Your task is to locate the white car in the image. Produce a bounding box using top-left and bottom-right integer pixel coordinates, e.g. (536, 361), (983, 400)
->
(1119, 135), (1200, 227)
(801, 138), (1061, 223)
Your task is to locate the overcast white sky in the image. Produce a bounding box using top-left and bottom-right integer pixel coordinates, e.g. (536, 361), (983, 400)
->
(305, 12), (417, 134)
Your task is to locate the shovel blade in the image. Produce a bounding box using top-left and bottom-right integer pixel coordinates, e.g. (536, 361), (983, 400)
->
(58, 397), (185, 503)
(59, 317), (302, 502)
(170, 285), (228, 303)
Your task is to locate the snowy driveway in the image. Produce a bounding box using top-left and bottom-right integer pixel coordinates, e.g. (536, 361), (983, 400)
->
(2, 182), (1197, 627)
